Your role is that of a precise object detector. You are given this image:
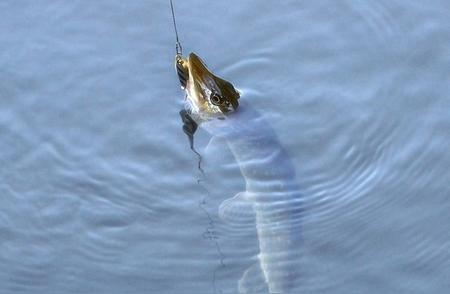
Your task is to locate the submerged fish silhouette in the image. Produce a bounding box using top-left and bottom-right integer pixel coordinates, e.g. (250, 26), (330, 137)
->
(175, 52), (303, 293)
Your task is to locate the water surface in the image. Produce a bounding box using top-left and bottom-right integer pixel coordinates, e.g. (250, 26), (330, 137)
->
(1, 0), (449, 293)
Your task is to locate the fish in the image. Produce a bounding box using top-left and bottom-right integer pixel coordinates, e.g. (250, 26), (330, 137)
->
(175, 53), (240, 118)
(175, 52), (303, 293)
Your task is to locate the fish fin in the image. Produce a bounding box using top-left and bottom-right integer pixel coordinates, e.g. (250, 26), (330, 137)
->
(218, 192), (255, 225)
(238, 262), (268, 294)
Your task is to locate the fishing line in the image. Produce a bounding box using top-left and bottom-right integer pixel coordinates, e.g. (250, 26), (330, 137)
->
(193, 150), (225, 294)
(197, 182), (226, 294)
(170, 0), (183, 55)
(188, 135), (204, 174)
(195, 167), (226, 294)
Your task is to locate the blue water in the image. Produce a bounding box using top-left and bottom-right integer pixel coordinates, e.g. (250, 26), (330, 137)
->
(1, 0), (450, 293)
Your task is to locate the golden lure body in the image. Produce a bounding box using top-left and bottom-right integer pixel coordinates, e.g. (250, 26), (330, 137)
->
(175, 52), (240, 118)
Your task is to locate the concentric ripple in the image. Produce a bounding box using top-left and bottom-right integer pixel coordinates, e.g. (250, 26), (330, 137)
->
(348, 0), (402, 40)
(1, 0), (450, 294)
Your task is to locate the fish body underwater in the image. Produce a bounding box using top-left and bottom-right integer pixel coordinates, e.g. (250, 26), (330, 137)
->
(175, 52), (303, 293)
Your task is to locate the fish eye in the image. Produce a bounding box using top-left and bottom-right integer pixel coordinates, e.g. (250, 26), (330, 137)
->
(210, 92), (223, 106)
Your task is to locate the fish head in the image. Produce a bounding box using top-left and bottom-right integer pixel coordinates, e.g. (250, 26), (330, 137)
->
(175, 52), (240, 118)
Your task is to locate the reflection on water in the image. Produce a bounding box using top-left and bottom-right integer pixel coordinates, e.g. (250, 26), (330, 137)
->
(1, 0), (450, 293)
